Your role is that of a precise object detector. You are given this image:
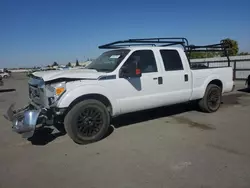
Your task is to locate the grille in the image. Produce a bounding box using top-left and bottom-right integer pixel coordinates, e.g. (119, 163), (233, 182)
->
(29, 85), (40, 98)
(28, 77), (46, 107)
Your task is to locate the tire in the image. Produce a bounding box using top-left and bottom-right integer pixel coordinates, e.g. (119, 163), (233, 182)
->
(64, 99), (110, 144)
(198, 84), (222, 113)
(3, 75), (7, 78)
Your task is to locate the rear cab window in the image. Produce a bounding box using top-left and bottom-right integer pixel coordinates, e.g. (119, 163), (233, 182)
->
(159, 49), (184, 71)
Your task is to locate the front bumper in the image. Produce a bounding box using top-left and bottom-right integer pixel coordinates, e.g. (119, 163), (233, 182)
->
(4, 103), (46, 138)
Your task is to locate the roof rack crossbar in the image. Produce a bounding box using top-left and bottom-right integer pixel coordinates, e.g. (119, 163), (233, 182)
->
(115, 44), (157, 46)
(187, 43), (229, 49)
(160, 42), (187, 47)
(185, 49), (227, 52)
(101, 43), (157, 49)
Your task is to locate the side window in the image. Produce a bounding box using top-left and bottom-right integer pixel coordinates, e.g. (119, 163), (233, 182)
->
(122, 50), (158, 73)
(160, 50), (184, 71)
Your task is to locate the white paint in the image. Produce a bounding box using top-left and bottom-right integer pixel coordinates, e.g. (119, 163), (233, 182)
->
(33, 69), (105, 81)
(32, 46), (234, 117)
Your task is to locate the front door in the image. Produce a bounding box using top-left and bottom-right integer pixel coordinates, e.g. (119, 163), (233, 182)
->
(116, 49), (163, 114)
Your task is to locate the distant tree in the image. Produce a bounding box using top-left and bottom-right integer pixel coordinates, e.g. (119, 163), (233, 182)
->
(76, 59), (80, 66)
(221, 38), (239, 56)
(189, 52), (204, 59)
(188, 51), (217, 59)
(238, 52), (250, 56)
(66, 62), (72, 67)
(52, 62), (58, 66)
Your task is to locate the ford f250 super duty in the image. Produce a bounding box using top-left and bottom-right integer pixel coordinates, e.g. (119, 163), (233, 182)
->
(4, 37), (234, 144)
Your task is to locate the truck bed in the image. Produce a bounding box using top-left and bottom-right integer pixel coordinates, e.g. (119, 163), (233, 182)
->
(190, 66), (234, 100)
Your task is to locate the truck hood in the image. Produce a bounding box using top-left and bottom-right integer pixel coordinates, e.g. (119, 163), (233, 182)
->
(32, 69), (106, 82)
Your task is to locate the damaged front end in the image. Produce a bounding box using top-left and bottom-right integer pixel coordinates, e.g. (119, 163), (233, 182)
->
(4, 103), (47, 138)
(3, 73), (72, 139)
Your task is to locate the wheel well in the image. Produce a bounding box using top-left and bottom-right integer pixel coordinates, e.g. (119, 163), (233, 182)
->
(68, 94), (113, 115)
(208, 79), (223, 90)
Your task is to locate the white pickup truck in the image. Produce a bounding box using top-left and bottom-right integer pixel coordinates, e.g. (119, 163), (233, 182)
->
(5, 37), (234, 144)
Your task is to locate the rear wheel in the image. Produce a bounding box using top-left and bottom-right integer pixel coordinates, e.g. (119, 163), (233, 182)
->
(198, 84), (222, 113)
(64, 99), (110, 144)
(3, 75), (8, 78)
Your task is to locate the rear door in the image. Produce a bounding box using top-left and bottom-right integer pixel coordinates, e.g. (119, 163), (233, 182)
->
(157, 49), (192, 104)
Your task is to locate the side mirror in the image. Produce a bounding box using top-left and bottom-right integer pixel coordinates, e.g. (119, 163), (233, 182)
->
(119, 62), (142, 78)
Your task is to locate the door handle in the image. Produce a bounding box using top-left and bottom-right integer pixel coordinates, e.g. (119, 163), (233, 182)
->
(184, 74), (188, 82)
(153, 77), (163, 85)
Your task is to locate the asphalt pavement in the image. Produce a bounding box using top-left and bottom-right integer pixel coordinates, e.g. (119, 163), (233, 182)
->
(0, 73), (250, 188)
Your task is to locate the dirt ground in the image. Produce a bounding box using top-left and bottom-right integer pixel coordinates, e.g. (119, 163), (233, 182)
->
(0, 73), (250, 188)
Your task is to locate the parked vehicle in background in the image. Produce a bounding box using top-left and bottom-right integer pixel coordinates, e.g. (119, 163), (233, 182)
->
(5, 37), (234, 144)
(0, 72), (10, 78)
(0, 76), (3, 86)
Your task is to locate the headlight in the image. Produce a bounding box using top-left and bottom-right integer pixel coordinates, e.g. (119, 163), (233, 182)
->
(55, 86), (66, 96)
(47, 82), (66, 104)
(52, 82), (66, 98)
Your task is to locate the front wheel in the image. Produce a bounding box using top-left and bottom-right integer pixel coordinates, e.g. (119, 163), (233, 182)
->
(64, 99), (110, 144)
(198, 84), (222, 113)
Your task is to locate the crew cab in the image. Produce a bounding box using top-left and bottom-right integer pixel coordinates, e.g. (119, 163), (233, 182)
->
(4, 37), (234, 144)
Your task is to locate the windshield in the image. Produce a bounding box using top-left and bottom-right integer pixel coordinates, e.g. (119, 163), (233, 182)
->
(86, 49), (130, 72)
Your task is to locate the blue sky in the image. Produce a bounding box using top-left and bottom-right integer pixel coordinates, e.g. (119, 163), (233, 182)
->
(0, 0), (250, 68)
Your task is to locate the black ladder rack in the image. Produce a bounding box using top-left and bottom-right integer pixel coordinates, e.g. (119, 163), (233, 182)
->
(98, 37), (189, 49)
(98, 37), (232, 66)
